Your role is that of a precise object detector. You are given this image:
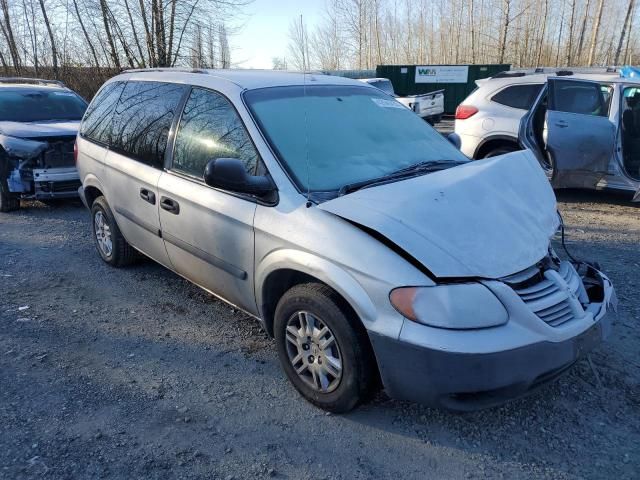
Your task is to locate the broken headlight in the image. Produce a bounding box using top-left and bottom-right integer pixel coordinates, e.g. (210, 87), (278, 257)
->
(389, 283), (508, 329)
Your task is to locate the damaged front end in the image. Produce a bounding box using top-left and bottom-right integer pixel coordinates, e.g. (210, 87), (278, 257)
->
(499, 251), (616, 331)
(0, 133), (80, 201)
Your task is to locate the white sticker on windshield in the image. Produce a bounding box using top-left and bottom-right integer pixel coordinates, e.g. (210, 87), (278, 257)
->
(52, 92), (75, 96)
(371, 97), (406, 109)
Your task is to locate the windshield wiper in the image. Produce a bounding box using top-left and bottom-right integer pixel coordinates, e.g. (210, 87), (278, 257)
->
(338, 159), (466, 196)
(391, 159), (466, 175)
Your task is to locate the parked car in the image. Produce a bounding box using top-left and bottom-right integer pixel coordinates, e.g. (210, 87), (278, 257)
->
(0, 77), (88, 212)
(76, 69), (616, 412)
(520, 75), (640, 200)
(454, 69), (618, 159)
(359, 77), (444, 124)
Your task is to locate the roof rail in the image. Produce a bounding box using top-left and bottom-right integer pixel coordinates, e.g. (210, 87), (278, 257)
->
(0, 77), (66, 87)
(555, 70), (573, 76)
(121, 68), (209, 74)
(491, 71), (526, 79)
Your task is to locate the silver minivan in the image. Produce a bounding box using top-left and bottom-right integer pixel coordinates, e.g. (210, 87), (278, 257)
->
(76, 69), (616, 412)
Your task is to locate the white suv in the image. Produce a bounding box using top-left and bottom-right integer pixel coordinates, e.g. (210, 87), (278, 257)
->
(454, 70), (618, 159)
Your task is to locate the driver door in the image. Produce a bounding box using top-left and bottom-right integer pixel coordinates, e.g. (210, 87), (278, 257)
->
(545, 77), (615, 188)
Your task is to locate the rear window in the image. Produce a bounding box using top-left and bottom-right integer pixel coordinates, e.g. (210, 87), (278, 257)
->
(368, 80), (395, 96)
(110, 81), (186, 168)
(0, 89), (87, 122)
(491, 84), (543, 110)
(80, 81), (125, 145)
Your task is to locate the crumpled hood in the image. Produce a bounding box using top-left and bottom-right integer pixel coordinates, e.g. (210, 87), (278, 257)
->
(319, 150), (559, 279)
(0, 120), (79, 139)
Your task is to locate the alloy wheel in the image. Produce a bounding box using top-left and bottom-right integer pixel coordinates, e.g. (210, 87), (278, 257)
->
(285, 311), (343, 393)
(94, 210), (113, 257)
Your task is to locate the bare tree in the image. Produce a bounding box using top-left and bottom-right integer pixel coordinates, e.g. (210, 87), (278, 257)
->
(287, 17), (310, 71)
(0, 0), (22, 72)
(588, 0), (606, 65)
(566, 0), (577, 65)
(615, 0), (635, 65)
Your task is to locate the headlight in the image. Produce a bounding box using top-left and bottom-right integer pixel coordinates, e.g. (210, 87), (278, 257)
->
(389, 283), (508, 329)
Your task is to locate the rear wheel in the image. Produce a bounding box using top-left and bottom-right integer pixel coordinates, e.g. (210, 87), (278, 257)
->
(482, 144), (519, 158)
(91, 196), (137, 267)
(274, 283), (377, 413)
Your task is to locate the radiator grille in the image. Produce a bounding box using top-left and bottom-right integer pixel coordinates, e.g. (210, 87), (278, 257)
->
(511, 262), (588, 327)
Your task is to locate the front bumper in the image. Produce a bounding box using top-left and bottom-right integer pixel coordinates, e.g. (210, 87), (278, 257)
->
(31, 167), (80, 199)
(371, 268), (616, 411)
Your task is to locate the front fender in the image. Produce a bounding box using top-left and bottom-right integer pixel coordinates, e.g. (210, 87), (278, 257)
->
(256, 248), (378, 327)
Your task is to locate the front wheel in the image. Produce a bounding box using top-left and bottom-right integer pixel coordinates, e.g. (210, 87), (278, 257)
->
(274, 283), (377, 413)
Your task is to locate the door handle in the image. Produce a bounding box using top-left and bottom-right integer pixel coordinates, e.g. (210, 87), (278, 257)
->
(160, 196), (180, 214)
(554, 120), (569, 128)
(139, 187), (156, 205)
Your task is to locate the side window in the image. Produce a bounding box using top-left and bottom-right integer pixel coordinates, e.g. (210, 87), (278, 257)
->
(110, 81), (186, 168)
(600, 84), (613, 112)
(491, 84), (543, 110)
(550, 80), (608, 117)
(80, 82), (124, 144)
(172, 87), (260, 179)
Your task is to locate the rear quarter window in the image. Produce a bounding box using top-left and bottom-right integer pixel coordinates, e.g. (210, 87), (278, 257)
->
(110, 81), (187, 168)
(491, 84), (544, 110)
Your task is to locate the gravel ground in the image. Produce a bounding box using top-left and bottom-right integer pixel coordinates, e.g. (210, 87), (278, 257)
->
(0, 191), (638, 480)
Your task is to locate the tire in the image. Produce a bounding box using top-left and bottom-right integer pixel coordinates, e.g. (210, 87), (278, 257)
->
(0, 176), (20, 213)
(482, 144), (519, 158)
(90, 196), (137, 267)
(274, 283), (377, 413)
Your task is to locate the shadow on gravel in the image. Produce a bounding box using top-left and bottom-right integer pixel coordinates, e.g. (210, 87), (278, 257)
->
(556, 188), (639, 207)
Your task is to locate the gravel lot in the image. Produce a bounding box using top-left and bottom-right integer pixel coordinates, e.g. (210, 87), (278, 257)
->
(1, 191), (638, 480)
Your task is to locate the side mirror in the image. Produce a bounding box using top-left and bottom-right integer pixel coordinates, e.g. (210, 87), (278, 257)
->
(204, 158), (274, 197)
(447, 133), (461, 150)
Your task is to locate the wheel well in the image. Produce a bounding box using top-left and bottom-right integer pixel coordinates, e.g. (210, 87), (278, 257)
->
(475, 137), (520, 159)
(84, 186), (103, 207)
(261, 269), (319, 337)
(261, 269), (366, 340)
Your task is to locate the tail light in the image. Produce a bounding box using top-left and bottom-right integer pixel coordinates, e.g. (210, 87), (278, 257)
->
(455, 105), (478, 120)
(73, 139), (78, 165)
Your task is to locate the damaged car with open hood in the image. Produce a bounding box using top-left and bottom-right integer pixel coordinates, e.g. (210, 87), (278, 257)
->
(0, 78), (87, 212)
(76, 70), (617, 413)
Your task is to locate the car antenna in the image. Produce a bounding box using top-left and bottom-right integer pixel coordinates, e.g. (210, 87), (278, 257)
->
(301, 15), (312, 208)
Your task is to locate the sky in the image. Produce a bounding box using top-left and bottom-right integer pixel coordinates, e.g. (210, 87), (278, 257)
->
(233, 0), (324, 69)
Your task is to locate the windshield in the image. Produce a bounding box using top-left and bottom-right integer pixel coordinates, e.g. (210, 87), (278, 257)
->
(0, 89), (87, 122)
(245, 85), (467, 193)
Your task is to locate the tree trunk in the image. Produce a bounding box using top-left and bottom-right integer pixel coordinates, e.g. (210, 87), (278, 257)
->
(22, 0), (39, 75)
(576, 0), (591, 63)
(614, 0), (635, 65)
(138, 0), (156, 66)
(99, 0), (121, 69)
(38, 0), (59, 78)
(167, 0), (177, 63)
(72, 0), (100, 69)
(555, 0), (566, 67)
(123, 0), (146, 67)
(536, 0), (548, 66)
(153, 0), (167, 66)
(566, 0), (576, 66)
(498, 0), (511, 64)
(0, 0), (22, 72)
(587, 0), (605, 66)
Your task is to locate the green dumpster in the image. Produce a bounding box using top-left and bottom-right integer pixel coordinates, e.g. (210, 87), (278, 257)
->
(376, 64), (511, 114)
